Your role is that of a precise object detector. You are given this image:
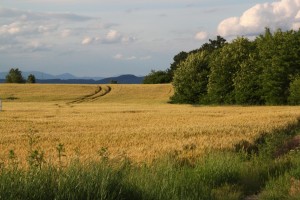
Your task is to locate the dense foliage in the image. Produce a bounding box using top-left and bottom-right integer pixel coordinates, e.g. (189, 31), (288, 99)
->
(171, 29), (300, 105)
(5, 68), (25, 83)
(171, 51), (210, 103)
(288, 76), (300, 105)
(143, 70), (171, 84)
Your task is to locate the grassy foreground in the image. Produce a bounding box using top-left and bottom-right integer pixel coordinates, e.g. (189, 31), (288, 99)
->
(1, 122), (300, 200)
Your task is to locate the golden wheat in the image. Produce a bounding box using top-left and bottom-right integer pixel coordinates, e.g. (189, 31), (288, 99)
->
(0, 84), (300, 166)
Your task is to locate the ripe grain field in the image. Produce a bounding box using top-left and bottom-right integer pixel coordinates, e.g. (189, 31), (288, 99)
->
(0, 84), (300, 166)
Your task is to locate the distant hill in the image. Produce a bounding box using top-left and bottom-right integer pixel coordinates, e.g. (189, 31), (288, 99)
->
(0, 71), (104, 80)
(97, 74), (144, 84)
(0, 74), (145, 84)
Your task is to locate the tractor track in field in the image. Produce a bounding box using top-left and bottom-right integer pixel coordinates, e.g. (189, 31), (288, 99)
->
(67, 85), (111, 104)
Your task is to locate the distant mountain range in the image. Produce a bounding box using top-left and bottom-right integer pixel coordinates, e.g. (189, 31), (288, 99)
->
(0, 71), (104, 80)
(0, 71), (145, 84)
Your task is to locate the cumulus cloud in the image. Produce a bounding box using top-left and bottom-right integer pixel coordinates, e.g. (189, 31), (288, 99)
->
(194, 31), (208, 41)
(218, 0), (300, 37)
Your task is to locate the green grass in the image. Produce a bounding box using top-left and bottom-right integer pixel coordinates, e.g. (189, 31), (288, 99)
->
(1, 119), (300, 200)
(0, 125), (300, 200)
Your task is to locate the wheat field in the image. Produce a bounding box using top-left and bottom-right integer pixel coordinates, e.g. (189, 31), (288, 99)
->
(0, 84), (300, 165)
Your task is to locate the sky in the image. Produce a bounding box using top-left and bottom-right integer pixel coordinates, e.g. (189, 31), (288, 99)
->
(0, 0), (300, 77)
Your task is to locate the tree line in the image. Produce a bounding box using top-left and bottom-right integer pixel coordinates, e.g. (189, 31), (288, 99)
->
(144, 28), (300, 105)
(5, 68), (36, 84)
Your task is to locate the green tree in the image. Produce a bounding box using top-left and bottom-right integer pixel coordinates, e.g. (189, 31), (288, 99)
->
(168, 51), (188, 80)
(190, 35), (227, 54)
(5, 68), (25, 83)
(27, 74), (36, 83)
(288, 76), (300, 105)
(233, 40), (263, 105)
(207, 37), (254, 104)
(143, 70), (171, 84)
(171, 51), (210, 104)
(257, 28), (300, 105)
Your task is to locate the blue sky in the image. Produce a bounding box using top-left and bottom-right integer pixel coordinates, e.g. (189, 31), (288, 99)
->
(0, 0), (299, 77)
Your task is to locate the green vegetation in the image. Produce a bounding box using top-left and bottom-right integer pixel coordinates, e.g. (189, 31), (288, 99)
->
(5, 68), (25, 83)
(1, 120), (300, 200)
(5, 68), (36, 84)
(143, 70), (171, 84)
(176, 29), (300, 105)
(208, 37), (259, 104)
(156, 28), (300, 105)
(288, 76), (300, 105)
(143, 36), (226, 84)
(171, 51), (210, 104)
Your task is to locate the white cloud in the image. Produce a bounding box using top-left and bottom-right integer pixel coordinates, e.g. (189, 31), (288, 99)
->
(0, 7), (112, 53)
(194, 31), (208, 41)
(81, 30), (136, 46)
(103, 30), (122, 43)
(81, 37), (94, 45)
(218, 0), (300, 37)
(0, 22), (21, 35)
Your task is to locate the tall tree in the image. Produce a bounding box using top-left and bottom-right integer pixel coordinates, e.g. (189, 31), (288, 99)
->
(257, 28), (300, 105)
(233, 40), (263, 105)
(171, 50), (210, 104)
(5, 68), (25, 83)
(207, 37), (254, 104)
